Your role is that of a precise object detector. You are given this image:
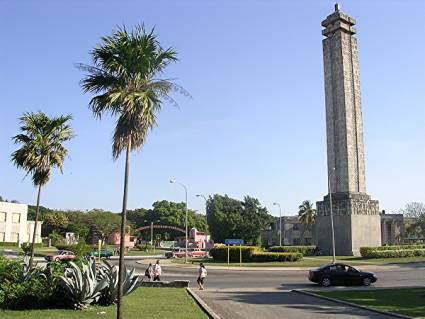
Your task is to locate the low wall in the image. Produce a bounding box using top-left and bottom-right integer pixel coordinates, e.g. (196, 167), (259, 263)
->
(141, 280), (189, 288)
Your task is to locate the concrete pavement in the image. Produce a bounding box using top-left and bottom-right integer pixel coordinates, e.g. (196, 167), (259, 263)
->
(126, 260), (424, 319)
(197, 289), (398, 319)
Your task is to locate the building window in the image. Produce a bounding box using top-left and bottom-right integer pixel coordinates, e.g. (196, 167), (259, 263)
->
(0, 212), (5, 222)
(11, 232), (19, 243)
(12, 213), (20, 223)
(0, 232), (5, 242)
(293, 224), (299, 231)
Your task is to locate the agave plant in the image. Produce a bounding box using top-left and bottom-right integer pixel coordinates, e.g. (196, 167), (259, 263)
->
(98, 260), (142, 306)
(57, 259), (107, 309)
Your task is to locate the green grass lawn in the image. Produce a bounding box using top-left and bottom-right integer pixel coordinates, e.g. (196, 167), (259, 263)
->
(0, 288), (207, 319)
(314, 288), (425, 319)
(173, 255), (425, 267)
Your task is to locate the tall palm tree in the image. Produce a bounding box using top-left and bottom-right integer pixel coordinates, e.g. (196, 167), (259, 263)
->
(11, 112), (73, 267)
(78, 25), (187, 319)
(298, 200), (316, 245)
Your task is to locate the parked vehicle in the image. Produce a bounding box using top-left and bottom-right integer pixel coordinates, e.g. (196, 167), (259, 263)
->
(87, 249), (113, 259)
(190, 249), (207, 258)
(45, 250), (76, 262)
(308, 263), (377, 287)
(165, 248), (191, 259)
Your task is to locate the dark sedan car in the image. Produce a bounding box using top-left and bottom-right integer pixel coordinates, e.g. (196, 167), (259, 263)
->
(308, 263), (377, 287)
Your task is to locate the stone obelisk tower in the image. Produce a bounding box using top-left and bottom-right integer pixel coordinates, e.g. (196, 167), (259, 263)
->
(316, 4), (381, 256)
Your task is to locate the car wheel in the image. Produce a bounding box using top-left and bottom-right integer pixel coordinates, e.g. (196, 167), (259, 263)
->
(363, 277), (371, 286)
(321, 277), (331, 287)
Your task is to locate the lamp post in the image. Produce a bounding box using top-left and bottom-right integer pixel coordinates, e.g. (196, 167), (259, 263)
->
(273, 202), (282, 246)
(170, 179), (188, 263)
(196, 194), (209, 254)
(328, 167), (336, 263)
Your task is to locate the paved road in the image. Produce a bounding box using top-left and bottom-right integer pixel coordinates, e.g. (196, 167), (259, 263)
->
(125, 260), (425, 290)
(124, 260), (425, 319)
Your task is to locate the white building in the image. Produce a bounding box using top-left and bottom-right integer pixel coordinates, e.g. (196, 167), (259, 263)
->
(0, 201), (42, 244)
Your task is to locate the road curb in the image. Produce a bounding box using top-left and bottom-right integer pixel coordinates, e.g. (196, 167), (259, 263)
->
(187, 288), (222, 319)
(291, 289), (414, 319)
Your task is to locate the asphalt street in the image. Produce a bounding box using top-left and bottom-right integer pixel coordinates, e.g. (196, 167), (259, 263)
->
(124, 260), (425, 319)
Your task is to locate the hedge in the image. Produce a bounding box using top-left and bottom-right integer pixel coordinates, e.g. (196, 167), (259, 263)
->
(361, 249), (425, 259)
(360, 245), (425, 258)
(209, 246), (261, 262)
(0, 242), (19, 247)
(251, 252), (303, 262)
(269, 245), (316, 256)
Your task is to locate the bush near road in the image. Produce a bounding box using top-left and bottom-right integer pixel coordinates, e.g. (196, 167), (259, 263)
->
(360, 244), (425, 258)
(269, 245), (316, 256)
(209, 246), (302, 262)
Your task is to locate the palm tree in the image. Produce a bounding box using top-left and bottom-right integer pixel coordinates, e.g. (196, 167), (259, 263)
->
(78, 25), (187, 319)
(11, 112), (73, 267)
(298, 200), (316, 245)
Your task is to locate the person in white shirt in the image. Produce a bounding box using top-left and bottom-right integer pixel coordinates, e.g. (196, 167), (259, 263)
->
(197, 263), (207, 290)
(153, 260), (162, 281)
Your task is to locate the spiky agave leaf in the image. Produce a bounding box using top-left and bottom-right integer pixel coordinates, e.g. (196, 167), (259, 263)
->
(57, 259), (107, 309)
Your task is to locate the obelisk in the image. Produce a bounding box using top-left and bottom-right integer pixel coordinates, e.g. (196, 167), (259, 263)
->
(316, 4), (381, 256)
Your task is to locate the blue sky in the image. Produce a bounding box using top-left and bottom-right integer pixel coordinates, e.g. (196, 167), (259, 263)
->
(1, 0), (424, 216)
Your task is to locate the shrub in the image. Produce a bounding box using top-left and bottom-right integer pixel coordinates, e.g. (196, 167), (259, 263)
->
(360, 245), (425, 258)
(251, 252), (303, 262)
(0, 242), (19, 247)
(55, 240), (91, 259)
(269, 245), (316, 256)
(360, 249), (425, 259)
(0, 256), (55, 310)
(137, 244), (154, 251)
(209, 246), (261, 262)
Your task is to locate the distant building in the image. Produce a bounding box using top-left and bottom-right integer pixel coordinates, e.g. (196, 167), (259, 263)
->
(262, 216), (313, 247)
(108, 232), (136, 248)
(262, 211), (413, 248)
(0, 201), (42, 244)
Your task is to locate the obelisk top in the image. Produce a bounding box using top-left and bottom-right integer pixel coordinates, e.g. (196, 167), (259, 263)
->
(335, 3), (340, 12)
(322, 4), (356, 37)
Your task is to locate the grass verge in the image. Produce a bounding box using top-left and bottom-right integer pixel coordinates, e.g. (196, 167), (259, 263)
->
(172, 255), (425, 267)
(0, 287), (208, 319)
(313, 288), (425, 319)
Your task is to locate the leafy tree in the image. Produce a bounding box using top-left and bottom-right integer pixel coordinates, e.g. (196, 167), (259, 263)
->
(206, 194), (271, 244)
(401, 202), (425, 240)
(126, 208), (149, 229)
(298, 200), (316, 245)
(11, 112), (73, 267)
(42, 211), (70, 236)
(78, 25), (186, 318)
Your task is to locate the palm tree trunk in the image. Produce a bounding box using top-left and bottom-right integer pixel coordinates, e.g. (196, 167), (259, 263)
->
(117, 140), (131, 319)
(29, 184), (42, 268)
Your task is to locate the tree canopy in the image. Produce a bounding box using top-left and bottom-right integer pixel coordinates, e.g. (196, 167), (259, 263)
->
(206, 194), (272, 245)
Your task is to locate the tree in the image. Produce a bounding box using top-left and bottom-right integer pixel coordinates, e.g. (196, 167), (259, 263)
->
(298, 200), (316, 245)
(79, 25), (186, 318)
(401, 202), (425, 240)
(11, 112), (73, 267)
(206, 194), (271, 244)
(42, 211), (70, 236)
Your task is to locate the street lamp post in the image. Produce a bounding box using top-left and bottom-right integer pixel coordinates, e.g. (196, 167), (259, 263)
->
(328, 167), (336, 263)
(273, 202), (282, 246)
(196, 194), (209, 254)
(170, 179), (188, 263)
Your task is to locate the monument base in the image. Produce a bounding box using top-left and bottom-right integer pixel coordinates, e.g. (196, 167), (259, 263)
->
(316, 192), (381, 256)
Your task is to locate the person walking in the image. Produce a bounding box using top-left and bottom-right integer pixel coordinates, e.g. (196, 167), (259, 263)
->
(145, 263), (154, 282)
(197, 263), (207, 290)
(153, 260), (162, 281)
